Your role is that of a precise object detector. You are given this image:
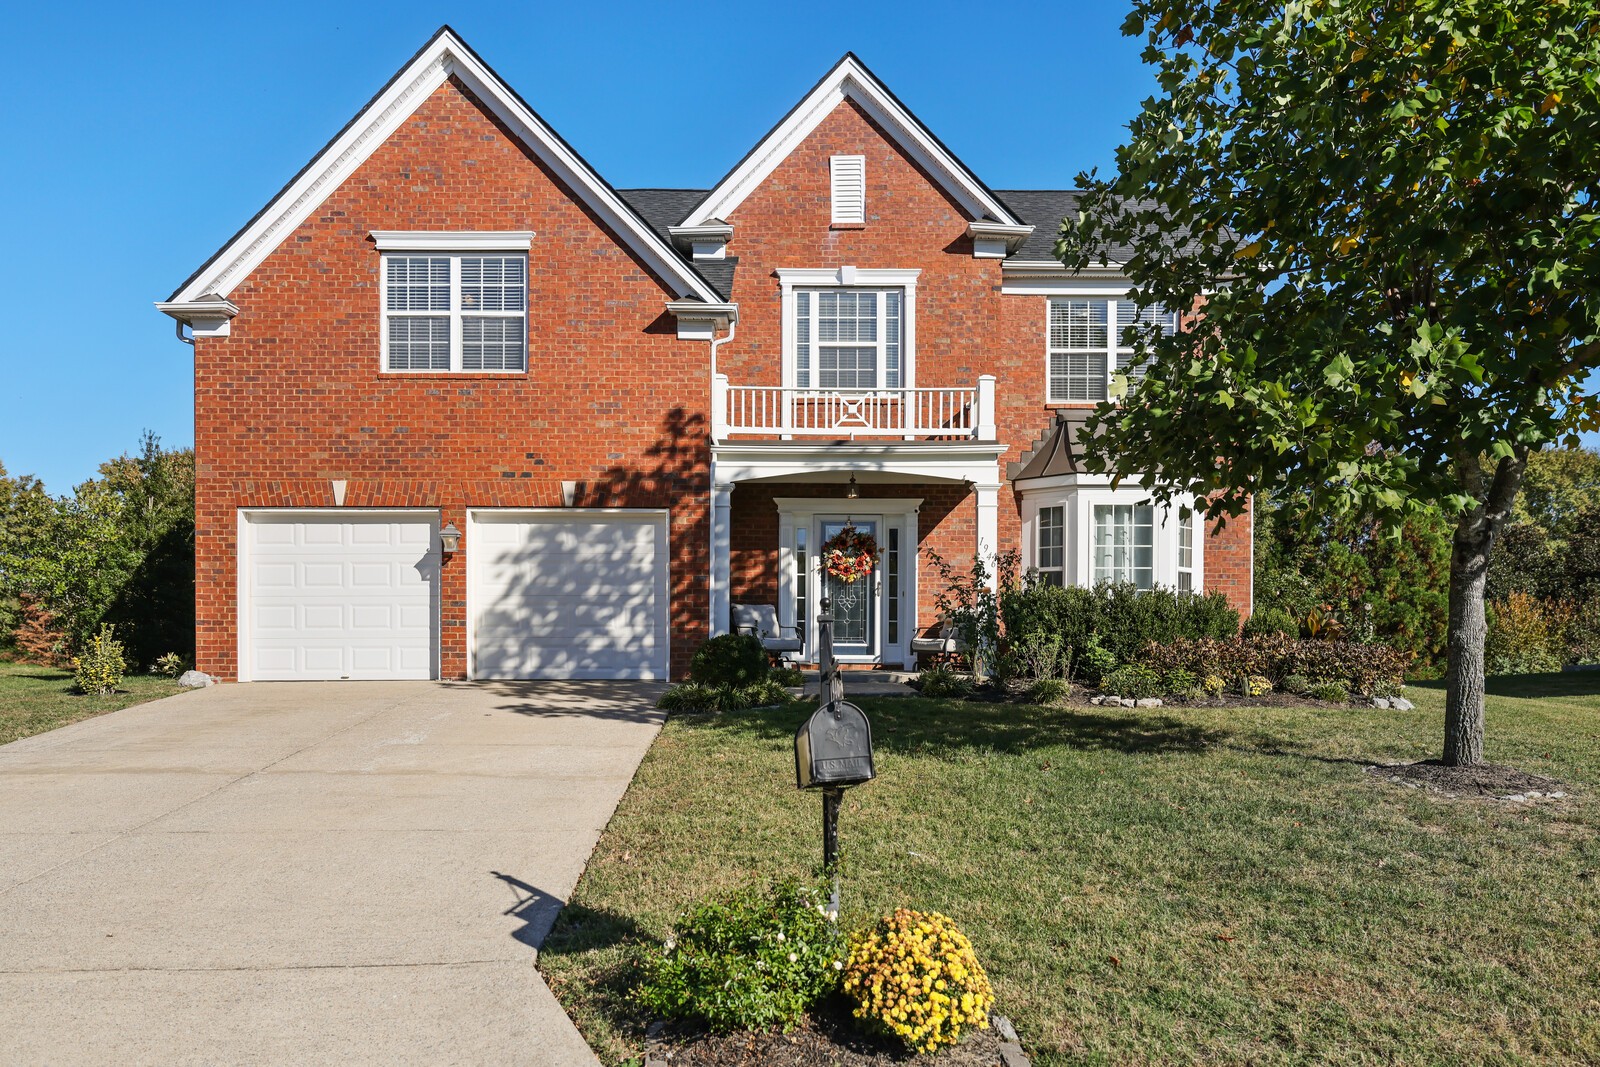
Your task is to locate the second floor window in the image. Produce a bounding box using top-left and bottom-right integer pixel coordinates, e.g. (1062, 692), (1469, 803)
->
(382, 253), (527, 373)
(795, 288), (902, 389)
(1048, 298), (1177, 403)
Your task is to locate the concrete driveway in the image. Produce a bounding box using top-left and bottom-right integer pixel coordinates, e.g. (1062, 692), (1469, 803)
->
(0, 680), (664, 1065)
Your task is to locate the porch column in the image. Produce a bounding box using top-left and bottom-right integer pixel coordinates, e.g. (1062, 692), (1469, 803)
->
(710, 480), (734, 635)
(975, 481), (1001, 590)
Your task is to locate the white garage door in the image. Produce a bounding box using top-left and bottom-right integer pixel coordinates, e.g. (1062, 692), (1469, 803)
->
(244, 512), (439, 681)
(471, 511), (668, 680)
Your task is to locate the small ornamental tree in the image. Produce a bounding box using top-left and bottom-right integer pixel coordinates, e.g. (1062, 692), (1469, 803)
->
(1059, 0), (1600, 766)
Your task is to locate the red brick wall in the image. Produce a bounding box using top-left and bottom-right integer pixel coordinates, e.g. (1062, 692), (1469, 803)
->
(1205, 495), (1255, 619)
(193, 76), (712, 680)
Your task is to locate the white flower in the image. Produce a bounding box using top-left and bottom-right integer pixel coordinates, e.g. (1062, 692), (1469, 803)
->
(833, 960), (844, 970)
(776, 933), (785, 942)
(663, 938), (675, 952)
(788, 952), (798, 962)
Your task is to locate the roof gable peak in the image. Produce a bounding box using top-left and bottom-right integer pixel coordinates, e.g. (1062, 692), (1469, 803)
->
(164, 27), (720, 307)
(681, 53), (1020, 228)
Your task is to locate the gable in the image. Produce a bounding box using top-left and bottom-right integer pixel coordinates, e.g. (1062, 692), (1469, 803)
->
(680, 54), (1022, 229)
(163, 26), (720, 308)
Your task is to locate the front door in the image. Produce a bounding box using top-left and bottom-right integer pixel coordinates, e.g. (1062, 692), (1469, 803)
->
(819, 518), (878, 658)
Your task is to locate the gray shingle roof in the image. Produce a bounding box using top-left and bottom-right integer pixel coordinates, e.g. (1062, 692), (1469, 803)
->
(616, 189), (738, 298)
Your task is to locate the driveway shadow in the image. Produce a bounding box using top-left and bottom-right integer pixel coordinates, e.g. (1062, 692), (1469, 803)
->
(451, 680), (667, 724)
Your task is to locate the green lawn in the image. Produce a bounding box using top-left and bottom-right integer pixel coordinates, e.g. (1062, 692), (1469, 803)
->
(0, 659), (185, 746)
(541, 674), (1600, 1066)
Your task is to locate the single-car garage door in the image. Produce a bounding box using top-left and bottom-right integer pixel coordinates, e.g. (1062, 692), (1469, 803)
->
(244, 511), (439, 681)
(471, 511), (668, 680)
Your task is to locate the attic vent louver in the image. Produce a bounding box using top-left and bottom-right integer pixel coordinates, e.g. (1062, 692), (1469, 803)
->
(830, 155), (865, 224)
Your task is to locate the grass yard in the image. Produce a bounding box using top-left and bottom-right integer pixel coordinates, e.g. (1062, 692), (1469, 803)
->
(0, 659), (184, 746)
(541, 674), (1600, 1066)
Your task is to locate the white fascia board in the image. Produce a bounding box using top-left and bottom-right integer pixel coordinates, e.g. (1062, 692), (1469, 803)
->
(711, 440), (1004, 486)
(166, 30), (719, 306)
(681, 56), (1021, 228)
(667, 301), (738, 341)
(776, 267), (921, 287)
(155, 296), (240, 336)
(1000, 259), (1131, 296)
(371, 230), (534, 250)
(967, 222), (1034, 259)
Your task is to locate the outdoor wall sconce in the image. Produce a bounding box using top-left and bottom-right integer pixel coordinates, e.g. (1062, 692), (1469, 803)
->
(439, 522), (462, 554)
(845, 474), (860, 499)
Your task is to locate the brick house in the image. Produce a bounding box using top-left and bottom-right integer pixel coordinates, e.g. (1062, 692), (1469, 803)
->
(157, 27), (1252, 683)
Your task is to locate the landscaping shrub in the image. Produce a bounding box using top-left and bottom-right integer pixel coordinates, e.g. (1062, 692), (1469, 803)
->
(772, 665), (804, 688)
(71, 624), (126, 695)
(1025, 677), (1072, 706)
(1010, 630), (1067, 682)
(1000, 580), (1239, 674)
(1242, 673), (1274, 697)
(1141, 634), (1408, 695)
(1161, 667), (1199, 695)
(1485, 591), (1573, 675)
(1100, 664), (1163, 699)
(689, 633), (770, 687)
(153, 652), (187, 679)
(841, 908), (994, 1054)
(1077, 634), (1118, 685)
(1308, 680), (1352, 702)
(916, 663), (975, 699)
(1281, 673), (1313, 696)
(657, 681), (792, 714)
(639, 879), (842, 1033)
(1201, 673), (1226, 697)
(1243, 606), (1299, 638)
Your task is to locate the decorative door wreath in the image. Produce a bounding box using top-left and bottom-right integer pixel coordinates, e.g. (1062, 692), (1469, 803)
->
(821, 524), (879, 583)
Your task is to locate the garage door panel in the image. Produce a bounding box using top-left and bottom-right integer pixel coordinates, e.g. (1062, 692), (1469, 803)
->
(471, 513), (667, 680)
(245, 514), (438, 681)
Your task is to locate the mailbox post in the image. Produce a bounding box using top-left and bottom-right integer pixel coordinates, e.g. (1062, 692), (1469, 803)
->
(795, 598), (875, 876)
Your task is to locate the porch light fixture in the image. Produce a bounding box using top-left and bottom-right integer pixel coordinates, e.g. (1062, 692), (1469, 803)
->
(846, 474), (859, 500)
(439, 522), (462, 554)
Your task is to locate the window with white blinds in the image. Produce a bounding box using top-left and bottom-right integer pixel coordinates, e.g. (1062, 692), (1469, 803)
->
(1047, 298), (1177, 402)
(1093, 502), (1155, 589)
(382, 253), (526, 372)
(795, 288), (902, 389)
(830, 155), (866, 224)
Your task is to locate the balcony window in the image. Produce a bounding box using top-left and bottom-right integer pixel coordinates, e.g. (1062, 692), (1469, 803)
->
(796, 288), (902, 389)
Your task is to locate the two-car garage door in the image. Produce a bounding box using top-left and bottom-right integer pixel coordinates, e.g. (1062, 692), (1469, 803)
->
(241, 510), (667, 681)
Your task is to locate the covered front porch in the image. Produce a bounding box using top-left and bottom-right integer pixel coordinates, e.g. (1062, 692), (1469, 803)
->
(708, 441), (1005, 669)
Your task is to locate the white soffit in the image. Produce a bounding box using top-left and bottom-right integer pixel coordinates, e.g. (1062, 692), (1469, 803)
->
(681, 54), (1022, 228)
(165, 28), (719, 305)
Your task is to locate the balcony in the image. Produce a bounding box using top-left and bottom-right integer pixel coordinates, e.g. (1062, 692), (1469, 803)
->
(711, 374), (996, 442)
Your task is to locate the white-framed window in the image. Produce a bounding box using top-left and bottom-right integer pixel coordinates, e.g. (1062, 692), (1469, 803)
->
(795, 288), (902, 389)
(831, 155), (866, 224)
(381, 252), (527, 373)
(1047, 298), (1178, 403)
(1037, 505), (1065, 586)
(1177, 508), (1195, 592)
(1093, 502), (1155, 589)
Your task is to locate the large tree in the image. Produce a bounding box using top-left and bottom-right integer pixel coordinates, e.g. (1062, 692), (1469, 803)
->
(1059, 0), (1600, 765)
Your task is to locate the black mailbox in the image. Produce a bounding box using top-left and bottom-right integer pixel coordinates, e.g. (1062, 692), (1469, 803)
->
(794, 700), (876, 789)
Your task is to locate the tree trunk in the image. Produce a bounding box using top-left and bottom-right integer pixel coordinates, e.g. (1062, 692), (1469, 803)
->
(1443, 520), (1491, 766)
(1442, 450), (1529, 767)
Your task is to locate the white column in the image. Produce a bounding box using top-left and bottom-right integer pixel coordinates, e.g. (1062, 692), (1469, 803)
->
(711, 373), (730, 440)
(975, 482), (1001, 590)
(975, 374), (997, 440)
(710, 480), (734, 635)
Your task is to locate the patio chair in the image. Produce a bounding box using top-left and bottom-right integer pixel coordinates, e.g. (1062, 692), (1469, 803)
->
(732, 603), (804, 665)
(910, 620), (966, 661)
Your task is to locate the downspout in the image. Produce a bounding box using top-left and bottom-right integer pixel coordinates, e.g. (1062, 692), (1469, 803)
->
(175, 320), (195, 346)
(708, 320), (736, 638)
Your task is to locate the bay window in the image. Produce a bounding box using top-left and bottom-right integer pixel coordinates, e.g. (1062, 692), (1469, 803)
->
(1036, 505), (1065, 586)
(1092, 502), (1155, 589)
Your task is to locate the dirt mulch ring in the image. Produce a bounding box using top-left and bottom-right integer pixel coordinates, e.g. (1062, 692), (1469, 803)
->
(1367, 759), (1572, 802)
(648, 1005), (1016, 1066)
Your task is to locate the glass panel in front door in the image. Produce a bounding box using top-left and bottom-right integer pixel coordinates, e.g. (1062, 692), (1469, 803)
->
(821, 520), (876, 655)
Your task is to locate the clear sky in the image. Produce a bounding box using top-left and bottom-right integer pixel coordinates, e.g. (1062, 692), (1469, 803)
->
(0, 1), (1592, 492)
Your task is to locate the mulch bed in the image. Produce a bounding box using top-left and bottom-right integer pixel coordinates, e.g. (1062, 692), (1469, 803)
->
(648, 1003), (1014, 1066)
(1367, 759), (1572, 801)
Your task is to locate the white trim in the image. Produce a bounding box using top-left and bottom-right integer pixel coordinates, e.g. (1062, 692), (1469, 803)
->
(712, 440), (1002, 486)
(371, 230), (534, 250)
(463, 507), (672, 681)
(777, 268), (920, 391)
(772, 496), (925, 516)
(666, 301), (739, 341)
(967, 221), (1034, 258)
(235, 507), (442, 683)
(379, 250), (528, 374)
(164, 29), (720, 306)
(668, 223), (734, 260)
(155, 296), (240, 337)
(681, 55), (1021, 228)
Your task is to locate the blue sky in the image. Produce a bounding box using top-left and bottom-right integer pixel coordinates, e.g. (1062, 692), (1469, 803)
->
(0, 1), (1592, 492)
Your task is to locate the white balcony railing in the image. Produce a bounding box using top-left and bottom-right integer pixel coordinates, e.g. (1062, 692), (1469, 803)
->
(712, 374), (996, 441)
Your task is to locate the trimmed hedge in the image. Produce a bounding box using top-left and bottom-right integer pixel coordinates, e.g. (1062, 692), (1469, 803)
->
(1002, 581), (1240, 670)
(1140, 633), (1408, 695)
